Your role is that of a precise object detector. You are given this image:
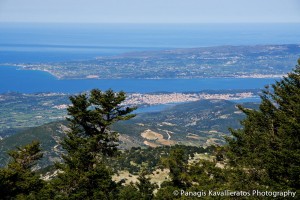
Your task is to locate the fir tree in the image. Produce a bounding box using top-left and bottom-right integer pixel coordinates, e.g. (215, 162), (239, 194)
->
(0, 141), (44, 199)
(118, 183), (142, 200)
(136, 171), (157, 200)
(161, 146), (189, 188)
(226, 60), (300, 191)
(48, 89), (136, 199)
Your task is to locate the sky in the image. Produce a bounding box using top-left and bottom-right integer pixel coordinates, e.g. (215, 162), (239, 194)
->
(0, 0), (300, 23)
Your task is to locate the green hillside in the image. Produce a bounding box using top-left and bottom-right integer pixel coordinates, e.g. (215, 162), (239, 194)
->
(0, 121), (67, 169)
(0, 100), (258, 168)
(114, 100), (259, 147)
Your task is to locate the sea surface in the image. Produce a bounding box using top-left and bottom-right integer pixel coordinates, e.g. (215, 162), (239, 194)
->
(1, 23), (300, 62)
(0, 23), (299, 94)
(0, 66), (278, 93)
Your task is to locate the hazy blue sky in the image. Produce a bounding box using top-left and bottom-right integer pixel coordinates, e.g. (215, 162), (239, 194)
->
(0, 0), (299, 23)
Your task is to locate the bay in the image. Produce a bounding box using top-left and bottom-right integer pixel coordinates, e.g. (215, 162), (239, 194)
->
(0, 66), (277, 94)
(0, 23), (293, 94)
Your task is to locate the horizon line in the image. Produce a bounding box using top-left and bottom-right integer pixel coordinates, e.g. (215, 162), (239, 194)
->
(1, 22), (300, 25)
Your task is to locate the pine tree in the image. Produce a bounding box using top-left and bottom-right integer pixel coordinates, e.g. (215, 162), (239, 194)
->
(226, 60), (300, 191)
(0, 141), (44, 199)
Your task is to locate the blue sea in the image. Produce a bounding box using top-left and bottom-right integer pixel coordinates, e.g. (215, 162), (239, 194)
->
(0, 65), (278, 93)
(0, 23), (299, 93)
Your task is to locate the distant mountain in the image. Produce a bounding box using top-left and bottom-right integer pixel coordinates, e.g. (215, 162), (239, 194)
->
(0, 100), (259, 168)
